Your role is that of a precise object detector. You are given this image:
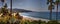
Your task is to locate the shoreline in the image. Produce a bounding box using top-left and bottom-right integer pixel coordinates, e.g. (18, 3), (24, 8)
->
(20, 15), (50, 22)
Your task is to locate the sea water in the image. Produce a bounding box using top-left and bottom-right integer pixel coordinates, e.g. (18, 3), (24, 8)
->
(20, 12), (60, 20)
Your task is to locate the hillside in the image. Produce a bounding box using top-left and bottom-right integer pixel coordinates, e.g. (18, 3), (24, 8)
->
(12, 8), (32, 12)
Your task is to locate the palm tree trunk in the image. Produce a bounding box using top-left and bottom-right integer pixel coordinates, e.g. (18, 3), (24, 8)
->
(56, 2), (58, 21)
(49, 0), (52, 20)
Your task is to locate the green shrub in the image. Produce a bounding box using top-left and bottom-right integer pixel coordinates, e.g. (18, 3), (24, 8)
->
(47, 21), (59, 24)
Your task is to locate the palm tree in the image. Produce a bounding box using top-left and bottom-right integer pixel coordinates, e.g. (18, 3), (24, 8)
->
(47, 0), (54, 20)
(55, 0), (60, 21)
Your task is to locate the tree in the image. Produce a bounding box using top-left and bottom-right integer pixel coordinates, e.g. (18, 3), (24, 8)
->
(55, 0), (60, 21)
(47, 0), (55, 20)
(1, 3), (8, 15)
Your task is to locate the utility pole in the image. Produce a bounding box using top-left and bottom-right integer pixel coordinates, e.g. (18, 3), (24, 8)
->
(10, 0), (12, 16)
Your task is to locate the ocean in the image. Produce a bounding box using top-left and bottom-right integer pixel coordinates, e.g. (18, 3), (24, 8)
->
(20, 12), (60, 20)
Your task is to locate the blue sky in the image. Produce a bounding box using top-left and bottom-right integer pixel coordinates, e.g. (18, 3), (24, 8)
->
(0, 0), (60, 12)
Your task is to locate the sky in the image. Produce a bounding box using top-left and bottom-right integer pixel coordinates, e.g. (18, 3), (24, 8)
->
(0, 0), (60, 12)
